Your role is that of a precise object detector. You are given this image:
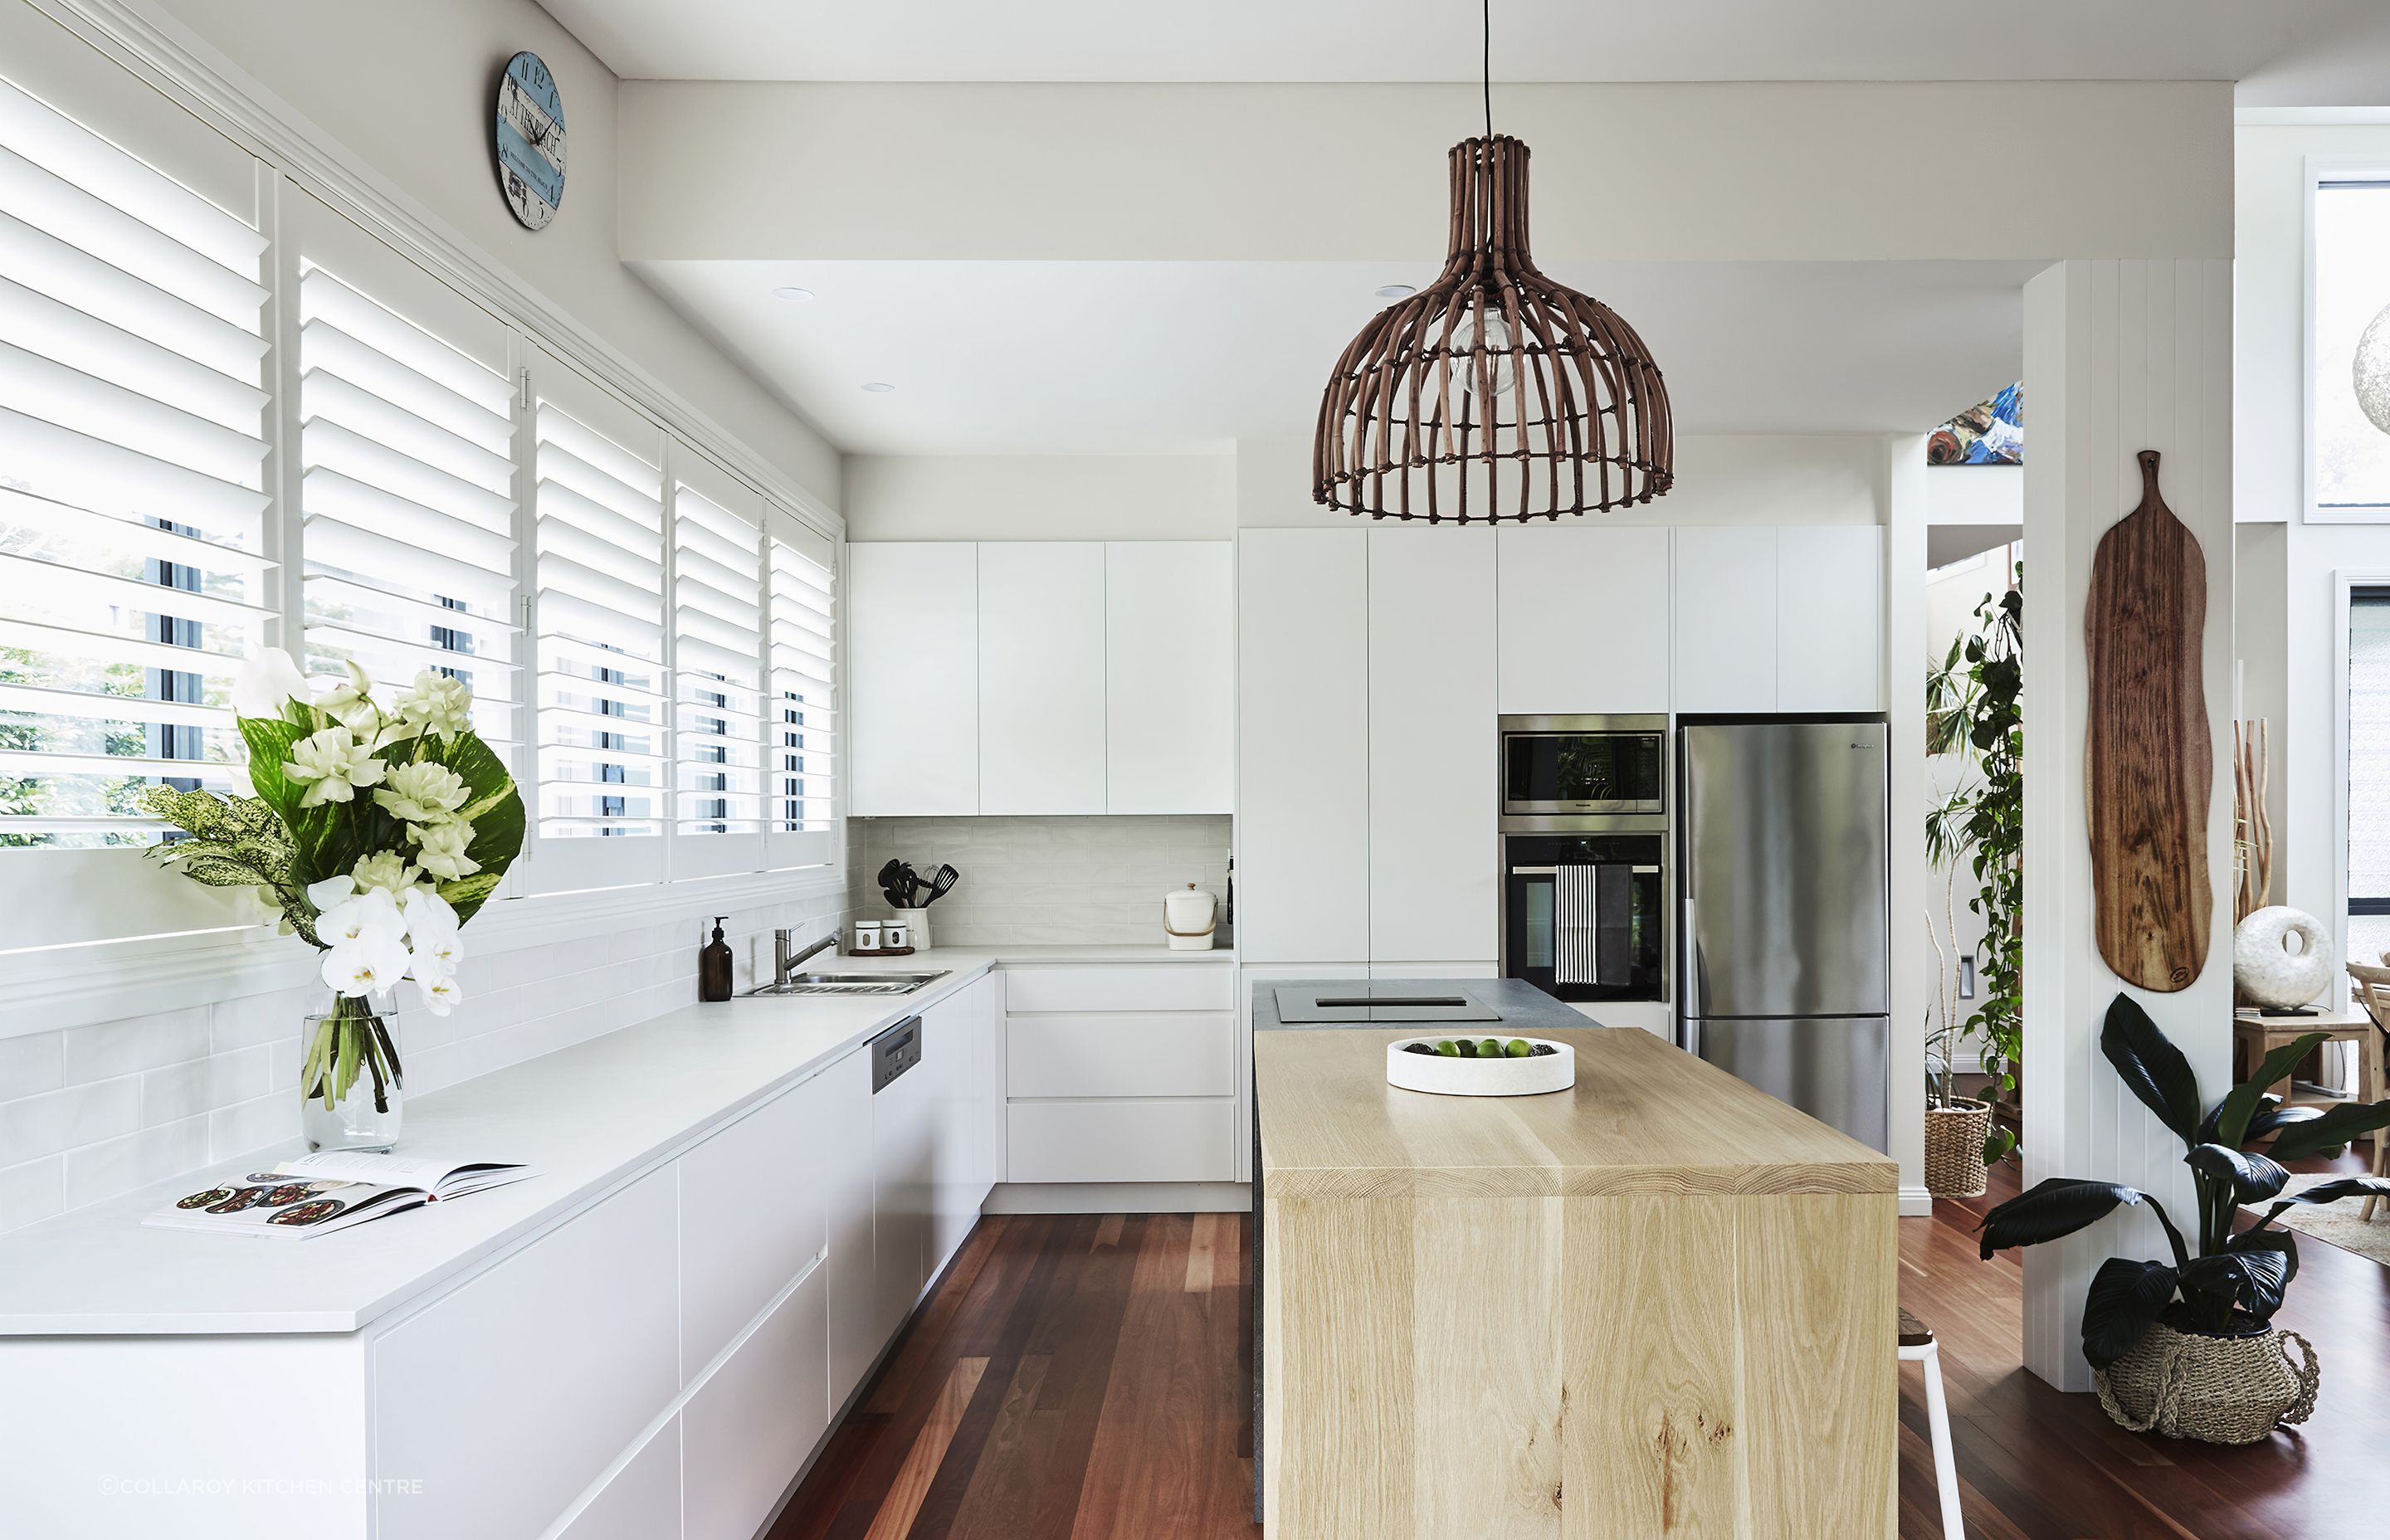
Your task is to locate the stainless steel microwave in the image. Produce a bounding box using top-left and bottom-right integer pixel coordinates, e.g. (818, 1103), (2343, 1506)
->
(1499, 714), (1667, 816)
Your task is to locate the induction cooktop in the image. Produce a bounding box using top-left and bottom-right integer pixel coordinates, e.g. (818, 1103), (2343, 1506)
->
(1271, 985), (1504, 1024)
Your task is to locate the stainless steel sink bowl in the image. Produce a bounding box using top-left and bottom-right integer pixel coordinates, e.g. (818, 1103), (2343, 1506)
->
(748, 970), (949, 997)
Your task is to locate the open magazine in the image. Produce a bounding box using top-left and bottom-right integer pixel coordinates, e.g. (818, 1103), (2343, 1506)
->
(144, 1150), (534, 1239)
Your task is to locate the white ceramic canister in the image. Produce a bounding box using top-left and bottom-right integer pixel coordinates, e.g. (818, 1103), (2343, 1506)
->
(881, 915), (911, 951)
(852, 920), (882, 953)
(1163, 884), (1217, 952)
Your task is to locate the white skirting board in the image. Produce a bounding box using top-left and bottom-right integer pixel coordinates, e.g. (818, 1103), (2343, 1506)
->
(983, 1182), (1253, 1215)
(1900, 1186), (1936, 1218)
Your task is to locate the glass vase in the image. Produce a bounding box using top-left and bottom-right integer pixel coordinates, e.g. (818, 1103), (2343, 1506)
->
(300, 993), (405, 1153)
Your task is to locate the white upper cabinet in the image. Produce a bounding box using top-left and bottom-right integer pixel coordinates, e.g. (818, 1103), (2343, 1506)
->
(1495, 524), (1671, 714)
(1238, 528), (1370, 963)
(1671, 525), (1778, 714)
(978, 543), (1107, 813)
(1105, 542), (1233, 813)
(1368, 529), (1498, 966)
(849, 543), (978, 815)
(1776, 524), (1885, 712)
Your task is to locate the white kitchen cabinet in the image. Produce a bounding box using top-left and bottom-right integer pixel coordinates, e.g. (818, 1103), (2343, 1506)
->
(1776, 524), (1884, 711)
(1006, 1099), (1236, 1183)
(1007, 1013), (1235, 1099)
(681, 1265), (828, 1540)
(978, 542), (1107, 813)
(849, 542), (979, 814)
(1004, 963), (1233, 1014)
(1495, 524), (1671, 713)
(1368, 527), (1498, 966)
(678, 1071), (828, 1382)
(1105, 541), (1233, 812)
(870, 1016), (937, 1344)
(1671, 525), (1778, 714)
(1237, 528), (1369, 963)
(554, 1415), (680, 1540)
(928, 973), (1000, 1274)
(822, 1045), (876, 1416)
(373, 1167), (679, 1540)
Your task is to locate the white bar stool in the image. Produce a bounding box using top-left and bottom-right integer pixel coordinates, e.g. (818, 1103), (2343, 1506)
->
(1900, 1307), (1965, 1538)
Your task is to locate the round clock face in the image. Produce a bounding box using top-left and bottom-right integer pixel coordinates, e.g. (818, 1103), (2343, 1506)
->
(495, 51), (566, 231)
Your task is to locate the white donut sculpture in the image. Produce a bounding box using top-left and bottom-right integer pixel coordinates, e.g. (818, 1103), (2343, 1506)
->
(2232, 906), (2332, 1011)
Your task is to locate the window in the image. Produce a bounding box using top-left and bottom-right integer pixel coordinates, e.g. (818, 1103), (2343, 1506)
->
(668, 452), (765, 876)
(0, 71), (270, 848)
(528, 351), (670, 893)
(2314, 180), (2390, 519)
(766, 511), (836, 869)
(294, 194), (520, 772)
(2349, 589), (2390, 962)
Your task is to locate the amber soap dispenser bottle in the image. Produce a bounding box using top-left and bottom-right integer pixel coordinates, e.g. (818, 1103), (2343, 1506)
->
(699, 916), (734, 1002)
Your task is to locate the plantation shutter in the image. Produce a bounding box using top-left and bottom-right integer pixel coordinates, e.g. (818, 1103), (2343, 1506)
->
(293, 195), (520, 772)
(765, 508), (836, 869)
(0, 66), (271, 846)
(527, 347), (669, 893)
(669, 447), (765, 878)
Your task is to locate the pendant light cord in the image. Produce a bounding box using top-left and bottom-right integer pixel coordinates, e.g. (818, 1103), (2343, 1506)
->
(1482, 0), (1492, 142)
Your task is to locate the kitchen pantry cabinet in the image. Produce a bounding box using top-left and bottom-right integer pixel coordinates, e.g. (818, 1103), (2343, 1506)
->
(847, 541), (1233, 815)
(1495, 524), (1671, 714)
(849, 542), (979, 815)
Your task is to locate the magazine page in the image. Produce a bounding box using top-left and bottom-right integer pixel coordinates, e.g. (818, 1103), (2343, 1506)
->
(274, 1149), (529, 1195)
(144, 1171), (426, 1239)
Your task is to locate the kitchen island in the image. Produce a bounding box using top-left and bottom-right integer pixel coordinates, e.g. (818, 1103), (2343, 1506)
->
(1255, 1011), (1897, 1540)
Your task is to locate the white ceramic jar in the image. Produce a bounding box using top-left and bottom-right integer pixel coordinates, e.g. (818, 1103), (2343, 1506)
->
(1163, 884), (1217, 952)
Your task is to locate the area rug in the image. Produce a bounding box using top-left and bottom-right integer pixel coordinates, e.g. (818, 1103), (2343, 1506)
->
(2245, 1173), (2390, 1266)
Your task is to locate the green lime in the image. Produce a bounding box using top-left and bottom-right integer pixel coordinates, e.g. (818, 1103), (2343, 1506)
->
(1435, 1039), (1461, 1057)
(1479, 1039), (1501, 1059)
(1505, 1039), (1533, 1058)
(1455, 1038), (1478, 1057)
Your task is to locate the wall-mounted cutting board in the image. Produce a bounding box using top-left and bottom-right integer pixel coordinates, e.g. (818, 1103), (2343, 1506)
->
(2085, 450), (2212, 992)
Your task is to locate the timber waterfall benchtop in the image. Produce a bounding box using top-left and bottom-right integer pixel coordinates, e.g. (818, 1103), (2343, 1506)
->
(1254, 1025), (1900, 1540)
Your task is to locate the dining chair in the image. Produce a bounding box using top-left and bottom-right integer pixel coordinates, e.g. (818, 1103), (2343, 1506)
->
(2343, 960), (2390, 1219)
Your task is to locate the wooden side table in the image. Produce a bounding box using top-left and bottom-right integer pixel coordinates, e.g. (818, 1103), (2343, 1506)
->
(2231, 1009), (2384, 1109)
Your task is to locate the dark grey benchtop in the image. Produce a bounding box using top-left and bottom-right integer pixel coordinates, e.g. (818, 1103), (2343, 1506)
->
(1251, 977), (1596, 1032)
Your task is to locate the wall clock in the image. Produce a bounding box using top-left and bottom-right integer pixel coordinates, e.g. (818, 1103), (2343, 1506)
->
(494, 51), (566, 231)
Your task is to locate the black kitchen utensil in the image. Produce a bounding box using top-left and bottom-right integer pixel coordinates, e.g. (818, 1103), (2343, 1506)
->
(921, 864), (958, 905)
(876, 859), (910, 908)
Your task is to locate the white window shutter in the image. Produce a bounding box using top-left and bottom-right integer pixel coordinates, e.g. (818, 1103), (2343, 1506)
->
(0, 70), (271, 846)
(292, 193), (520, 772)
(526, 347), (669, 894)
(669, 446), (765, 879)
(765, 506), (836, 870)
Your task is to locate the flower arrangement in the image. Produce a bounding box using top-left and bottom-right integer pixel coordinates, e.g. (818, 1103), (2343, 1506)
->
(142, 647), (524, 1142)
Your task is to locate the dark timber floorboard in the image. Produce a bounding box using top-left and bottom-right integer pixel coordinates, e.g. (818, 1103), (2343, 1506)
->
(768, 1148), (2389, 1540)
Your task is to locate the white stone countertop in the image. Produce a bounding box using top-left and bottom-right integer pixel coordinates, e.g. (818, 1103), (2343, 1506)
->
(0, 942), (1230, 1338)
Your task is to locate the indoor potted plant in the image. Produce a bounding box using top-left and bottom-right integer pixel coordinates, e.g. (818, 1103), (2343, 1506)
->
(1976, 993), (2390, 1441)
(1922, 571), (2023, 1193)
(141, 650), (524, 1152)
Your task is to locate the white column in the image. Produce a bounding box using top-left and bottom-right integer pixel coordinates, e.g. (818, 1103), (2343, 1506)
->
(2021, 260), (2235, 1391)
(1885, 434), (1931, 1214)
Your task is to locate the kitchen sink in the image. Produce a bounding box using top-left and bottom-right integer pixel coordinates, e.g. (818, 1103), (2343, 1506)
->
(748, 970), (949, 997)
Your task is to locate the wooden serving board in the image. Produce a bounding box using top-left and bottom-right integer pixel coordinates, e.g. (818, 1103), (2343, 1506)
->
(2085, 450), (2212, 992)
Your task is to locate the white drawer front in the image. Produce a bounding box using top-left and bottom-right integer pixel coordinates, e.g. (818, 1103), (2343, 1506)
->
(374, 1167), (678, 1540)
(680, 1072), (830, 1378)
(683, 1263), (829, 1540)
(1003, 963), (1233, 1014)
(1006, 1013), (1234, 1099)
(1005, 1098), (1236, 1183)
(554, 1414), (679, 1540)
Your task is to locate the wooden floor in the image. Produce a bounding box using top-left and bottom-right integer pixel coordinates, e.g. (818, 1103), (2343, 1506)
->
(770, 1167), (2390, 1540)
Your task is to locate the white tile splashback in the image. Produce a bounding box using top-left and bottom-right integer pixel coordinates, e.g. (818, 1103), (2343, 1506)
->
(0, 888), (847, 1237)
(851, 816), (1230, 948)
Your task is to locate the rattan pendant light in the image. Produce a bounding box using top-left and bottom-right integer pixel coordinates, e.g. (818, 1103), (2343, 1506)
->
(1313, 2), (1674, 522)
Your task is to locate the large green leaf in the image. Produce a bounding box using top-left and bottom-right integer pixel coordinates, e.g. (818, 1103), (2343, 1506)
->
(2177, 1249), (2290, 1332)
(2080, 1257), (2176, 1368)
(2211, 1031), (2331, 1148)
(1977, 1177), (2185, 1266)
(2251, 1175), (2390, 1225)
(2183, 1143), (2292, 1203)
(2100, 994), (2204, 1148)
(413, 729), (523, 924)
(2264, 1099), (2390, 1164)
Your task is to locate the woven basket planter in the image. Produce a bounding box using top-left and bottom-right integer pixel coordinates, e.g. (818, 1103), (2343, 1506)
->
(2095, 1320), (2319, 1444)
(1924, 1099), (1993, 1198)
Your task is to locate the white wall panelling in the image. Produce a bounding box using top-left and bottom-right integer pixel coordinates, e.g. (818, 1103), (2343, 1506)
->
(1495, 524), (1672, 714)
(1368, 528), (1499, 966)
(848, 542), (979, 815)
(977, 542), (1108, 814)
(1105, 542), (1234, 813)
(1236, 528), (1370, 962)
(1671, 524), (1779, 713)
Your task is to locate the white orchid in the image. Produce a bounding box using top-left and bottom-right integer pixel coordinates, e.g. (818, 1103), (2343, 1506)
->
(316, 885), (402, 948)
(402, 887), (465, 980)
(312, 660), (387, 738)
(305, 874), (357, 913)
(392, 670), (475, 744)
(408, 819), (480, 880)
(283, 725), (388, 807)
(351, 850), (419, 894)
(412, 972), (463, 1016)
(320, 927), (408, 998)
(372, 760), (469, 826)
(230, 646), (310, 719)
(401, 885), (460, 938)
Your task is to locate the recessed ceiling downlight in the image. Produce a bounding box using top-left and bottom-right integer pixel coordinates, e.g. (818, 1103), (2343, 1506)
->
(771, 285), (815, 302)
(861, 382), (897, 393)
(1375, 284), (1417, 300)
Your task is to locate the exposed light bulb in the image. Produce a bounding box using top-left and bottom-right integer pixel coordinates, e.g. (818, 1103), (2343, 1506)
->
(1447, 303), (1516, 397)
(2357, 301), (2390, 435)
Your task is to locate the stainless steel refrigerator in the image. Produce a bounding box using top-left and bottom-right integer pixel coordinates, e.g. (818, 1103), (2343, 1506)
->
(1679, 720), (1890, 1152)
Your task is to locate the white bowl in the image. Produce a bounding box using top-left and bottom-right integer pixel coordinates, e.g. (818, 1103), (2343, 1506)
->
(1384, 1036), (1575, 1096)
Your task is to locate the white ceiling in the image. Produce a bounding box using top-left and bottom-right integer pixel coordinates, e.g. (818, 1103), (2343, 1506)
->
(629, 260), (2036, 456)
(539, 0), (2386, 93)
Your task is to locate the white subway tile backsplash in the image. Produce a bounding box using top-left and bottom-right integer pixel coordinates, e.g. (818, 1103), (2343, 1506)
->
(140, 1046), (275, 1128)
(851, 815), (1230, 948)
(208, 1091), (298, 1163)
(0, 1031), (64, 1099)
(65, 1114), (210, 1211)
(64, 1006), (210, 1084)
(0, 1078), (141, 1167)
(0, 1155), (64, 1233)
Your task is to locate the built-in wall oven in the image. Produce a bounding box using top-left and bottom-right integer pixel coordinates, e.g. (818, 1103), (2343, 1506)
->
(1499, 715), (1669, 1006)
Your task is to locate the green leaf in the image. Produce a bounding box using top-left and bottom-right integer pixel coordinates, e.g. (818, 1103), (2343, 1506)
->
(2252, 1176), (2390, 1226)
(2184, 1143), (2291, 1203)
(2080, 1257), (2176, 1368)
(2100, 994), (2203, 1148)
(1977, 1177), (2185, 1267)
(2264, 1100), (2390, 1165)
(2212, 1032), (2330, 1148)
